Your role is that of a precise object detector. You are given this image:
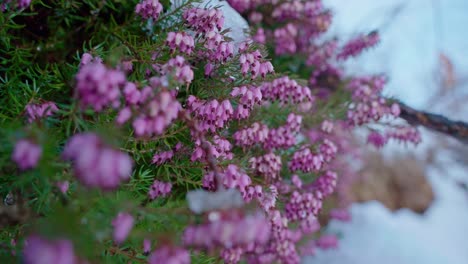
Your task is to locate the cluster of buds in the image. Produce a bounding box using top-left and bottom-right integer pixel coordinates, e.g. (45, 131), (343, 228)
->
(233, 122), (269, 147)
(152, 150), (174, 165)
(239, 49), (274, 79)
(12, 139), (42, 171)
(288, 147), (323, 173)
(230, 85), (262, 119)
(249, 153), (282, 182)
(183, 212), (271, 250)
(337, 32), (380, 60)
(386, 126), (421, 145)
(166, 32), (195, 55)
(186, 96), (234, 133)
(148, 180), (172, 199)
(148, 246), (190, 264)
(274, 24), (298, 55)
(75, 62), (126, 112)
(183, 8), (224, 34)
(62, 133), (133, 190)
(135, 0), (163, 21)
(285, 191), (322, 221)
(162, 56), (194, 84)
(259, 76), (312, 105)
(264, 113), (302, 150)
(310, 170), (337, 199)
(204, 32), (235, 63)
(25, 101), (58, 123)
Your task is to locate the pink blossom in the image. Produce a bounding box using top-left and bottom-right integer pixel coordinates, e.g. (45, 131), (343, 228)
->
(148, 246), (190, 264)
(337, 31), (380, 60)
(25, 101), (58, 123)
(12, 139), (42, 171)
(315, 234), (338, 250)
(135, 0), (163, 21)
(148, 180), (172, 199)
(143, 239), (151, 254)
(23, 235), (79, 264)
(166, 32), (195, 54)
(112, 212), (134, 244)
(250, 153), (282, 182)
(367, 131), (387, 148)
(75, 62), (126, 112)
(56, 181), (69, 194)
(62, 133), (133, 190)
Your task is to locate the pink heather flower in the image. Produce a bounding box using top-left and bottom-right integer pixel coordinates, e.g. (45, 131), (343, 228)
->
(191, 138), (233, 162)
(337, 31), (380, 60)
(148, 246), (190, 264)
(311, 170), (337, 199)
(320, 120), (334, 133)
(143, 239), (151, 255)
(132, 91), (181, 137)
(259, 76), (312, 105)
(62, 133), (133, 190)
(300, 215), (321, 234)
(56, 181), (69, 194)
(148, 180), (172, 199)
(386, 126), (422, 145)
(306, 40), (337, 67)
(112, 212), (134, 244)
(75, 62), (126, 112)
(152, 150), (174, 165)
(249, 12), (263, 24)
(204, 63), (215, 77)
(166, 32), (195, 54)
(391, 102), (401, 116)
(291, 175), (302, 188)
(135, 0), (163, 21)
(329, 208), (351, 222)
(367, 131), (387, 148)
(183, 8), (224, 34)
(315, 234), (338, 250)
(274, 23), (298, 55)
(249, 153), (282, 183)
(202, 32), (234, 63)
(319, 139), (338, 162)
(289, 147), (323, 173)
(242, 185), (263, 202)
(239, 50), (274, 79)
(183, 212), (270, 250)
(162, 56), (194, 84)
(253, 28), (266, 44)
(259, 185), (278, 211)
(233, 122), (269, 148)
(25, 101), (58, 123)
(12, 139), (42, 171)
(264, 113), (302, 150)
(285, 191), (322, 221)
(23, 235), (79, 264)
(79, 53), (102, 68)
(186, 96), (233, 133)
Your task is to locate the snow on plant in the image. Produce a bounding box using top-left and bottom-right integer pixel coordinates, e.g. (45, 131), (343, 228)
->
(0, 0), (420, 263)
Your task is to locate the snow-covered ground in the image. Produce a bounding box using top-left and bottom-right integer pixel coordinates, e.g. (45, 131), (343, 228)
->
(304, 1), (468, 263)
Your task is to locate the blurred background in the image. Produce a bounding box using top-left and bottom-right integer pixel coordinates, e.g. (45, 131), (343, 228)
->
(304, 1), (468, 263)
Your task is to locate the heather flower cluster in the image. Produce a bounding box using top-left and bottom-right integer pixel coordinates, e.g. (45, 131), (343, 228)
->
(12, 139), (42, 171)
(135, 0), (163, 21)
(75, 61), (126, 111)
(5, 0), (423, 263)
(25, 101), (58, 123)
(62, 133), (133, 190)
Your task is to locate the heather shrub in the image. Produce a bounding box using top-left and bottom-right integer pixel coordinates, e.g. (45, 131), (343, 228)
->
(0, 0), (419, 263)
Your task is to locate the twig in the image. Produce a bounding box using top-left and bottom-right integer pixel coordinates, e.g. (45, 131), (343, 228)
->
(397, 101), (468, 144)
